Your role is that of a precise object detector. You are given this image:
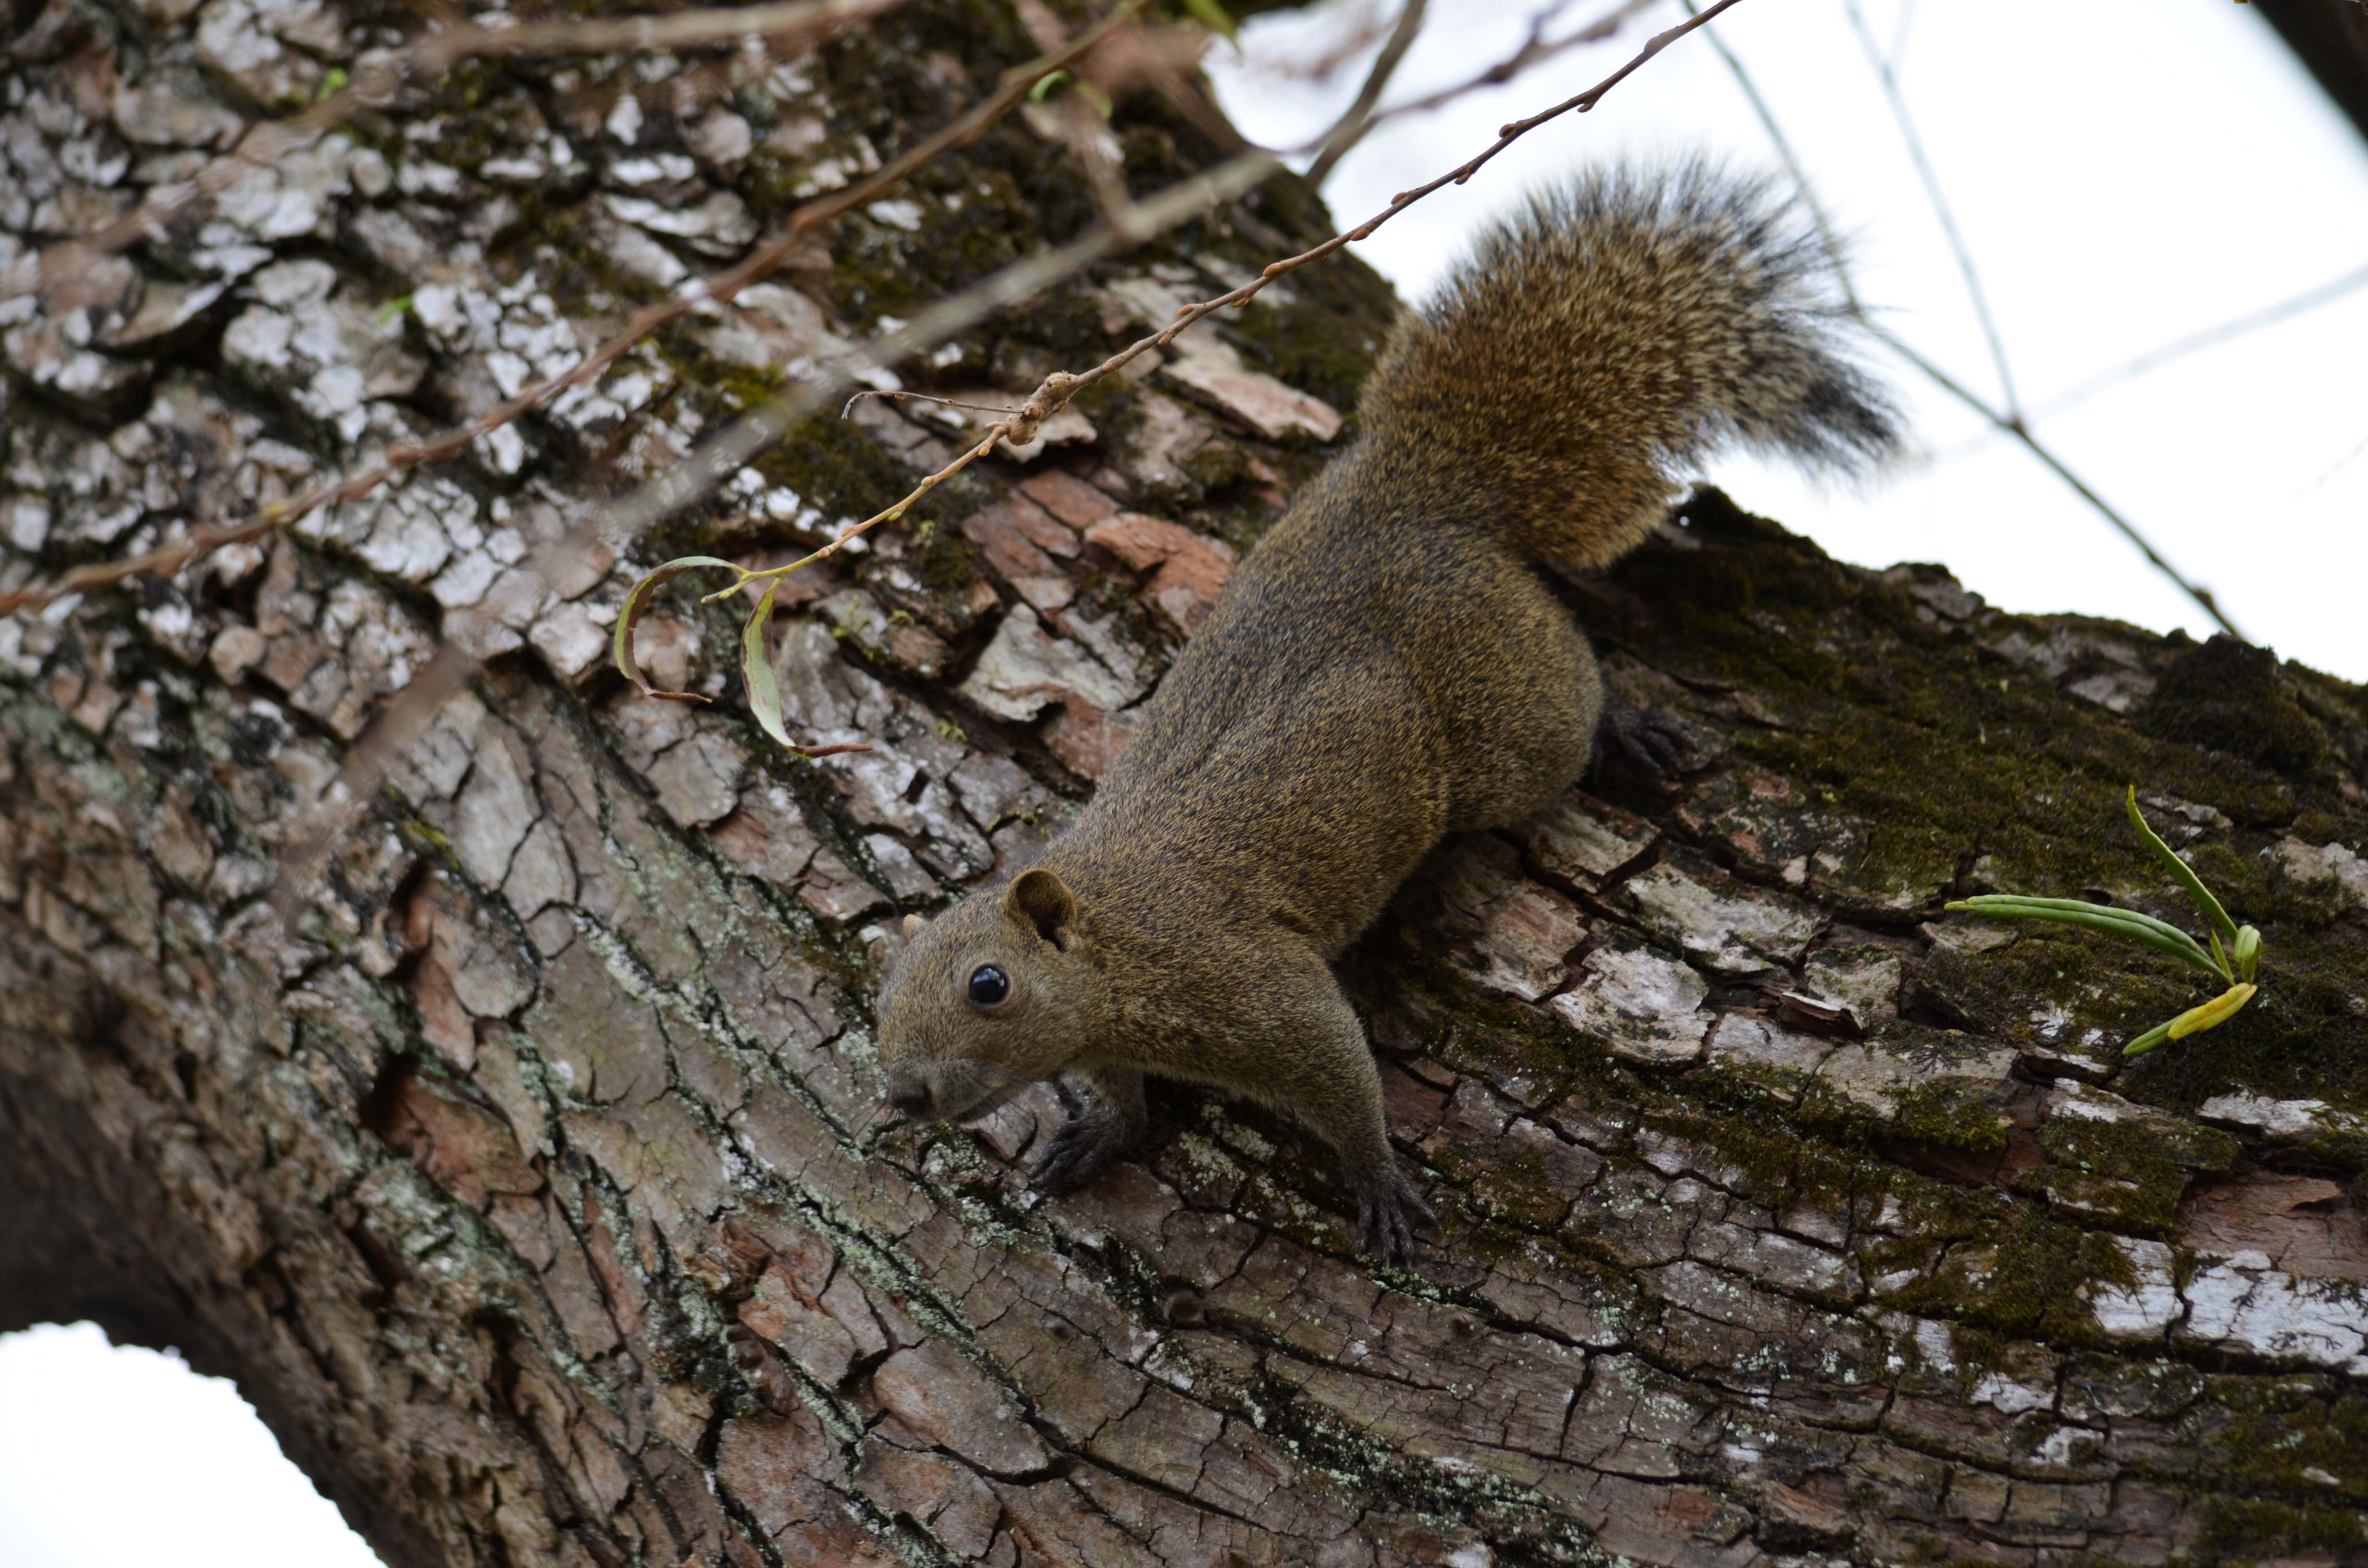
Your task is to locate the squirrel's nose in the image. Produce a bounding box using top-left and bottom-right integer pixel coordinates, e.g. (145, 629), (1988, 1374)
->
(885, 1071), (932, 1118)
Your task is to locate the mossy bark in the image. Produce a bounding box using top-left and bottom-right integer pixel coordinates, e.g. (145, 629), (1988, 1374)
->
(6, 3), (2368, 1567)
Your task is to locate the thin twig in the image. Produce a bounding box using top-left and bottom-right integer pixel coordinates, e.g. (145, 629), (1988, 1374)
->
(0, 0), (908, 306)
(2298, 430), (2368, 500)
(1311, 0), (1662, 154)
(1928, 257), (2368, 464)
(1840, 0), (2020, 421)
(1304, 0), (1430, 187)
(0, 0), (1155, 620)
(840, 390), (1026, 419)
(444, 0), (908, 59)
(1886, 0), (1919, 73)
(271, 0), (1751, 924)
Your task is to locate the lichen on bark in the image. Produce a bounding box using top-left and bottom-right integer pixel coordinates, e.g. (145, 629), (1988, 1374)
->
(5, 2), (2368, 1567)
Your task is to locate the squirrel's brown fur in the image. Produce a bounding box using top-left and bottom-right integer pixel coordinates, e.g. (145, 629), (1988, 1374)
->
(877, 162), (1897, 1263)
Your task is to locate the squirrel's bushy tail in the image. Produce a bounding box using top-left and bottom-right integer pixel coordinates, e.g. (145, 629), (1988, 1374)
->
(1359, 159), (1899, 569)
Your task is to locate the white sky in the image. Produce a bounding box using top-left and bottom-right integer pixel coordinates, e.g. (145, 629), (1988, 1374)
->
(0, 1322), (382, 1568)
(1208, 0), (2368, 683)
(1, 5), (2361, 1561)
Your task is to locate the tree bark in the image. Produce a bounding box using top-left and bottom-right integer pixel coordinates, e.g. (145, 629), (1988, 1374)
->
(6, 4), (2368, 1568)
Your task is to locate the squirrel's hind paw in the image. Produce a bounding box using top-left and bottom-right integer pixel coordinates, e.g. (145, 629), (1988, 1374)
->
(1353, 1167), (1436, 1267)
(1033, 1112), (1133, 1193)
(1594, 695), (1699, 785)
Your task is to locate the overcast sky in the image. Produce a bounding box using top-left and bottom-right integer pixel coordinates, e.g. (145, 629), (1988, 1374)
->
(2, 5), (2361, 1566)
(0, 1323), (382, 1568)
(1209, 0), (2368, 682)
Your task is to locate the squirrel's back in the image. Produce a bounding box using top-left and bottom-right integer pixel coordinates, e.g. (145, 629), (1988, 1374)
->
(1357, 159), (1897, 570)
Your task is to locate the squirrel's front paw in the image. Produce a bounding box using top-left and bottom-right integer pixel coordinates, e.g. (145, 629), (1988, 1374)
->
(1033, 1113), (1132, 1193)
(1352, 1165), (1437, 1266)
(1595, 696), (1699, 785)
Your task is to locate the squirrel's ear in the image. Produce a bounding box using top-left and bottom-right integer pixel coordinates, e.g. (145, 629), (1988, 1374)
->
(901, 913), (925, 937)
(1001, 867), (1077, 949)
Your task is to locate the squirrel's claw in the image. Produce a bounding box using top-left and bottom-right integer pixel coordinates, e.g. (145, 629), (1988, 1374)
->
(1353, 1168), (1436, 1266)
(1595, 696), (1698, 785)
(1033, 1112), (1130, 1193)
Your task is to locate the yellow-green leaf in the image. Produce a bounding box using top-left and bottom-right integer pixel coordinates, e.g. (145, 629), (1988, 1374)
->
(2168, 981), (2257, 1041)
(741, 579), (795, 749)
(1945, 894), (2224, 979)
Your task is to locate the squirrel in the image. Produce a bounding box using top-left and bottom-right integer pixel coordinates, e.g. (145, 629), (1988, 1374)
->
(876, 162), (1899, 1263)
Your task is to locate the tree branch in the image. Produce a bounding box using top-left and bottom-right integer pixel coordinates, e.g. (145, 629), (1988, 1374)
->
(1303, 0), (1430, 187)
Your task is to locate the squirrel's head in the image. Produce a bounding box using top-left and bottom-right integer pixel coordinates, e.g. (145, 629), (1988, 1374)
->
(876, 866), (1108, 1124)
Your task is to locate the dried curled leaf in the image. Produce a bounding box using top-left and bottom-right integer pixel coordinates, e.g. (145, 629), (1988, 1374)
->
(612, 555), (871, 760)
(614, 556), (744, 701)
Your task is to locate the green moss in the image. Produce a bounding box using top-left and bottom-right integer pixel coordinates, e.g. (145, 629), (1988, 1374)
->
(1887, 1082), (2011, 1154)
(1593, 489), (2307, 906)
(1888, 1211), (2132, 1343)
(1180, 435), (1258, 500)
(1440, 1142), (1572, 1235)
(2137, 634), (2337, 779)
(2195, 1377), (2368, 1511)
(2192, 1494), (2365, 1564)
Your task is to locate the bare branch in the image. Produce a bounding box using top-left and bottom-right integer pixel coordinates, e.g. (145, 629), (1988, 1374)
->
(2022, 259), (2368, 424)
(841, 391), (1033, 419)
(439, 0), (910, 61)
(2300, 431), (2368, 500)
(1309, 0), (1663, 157)
(1880, 332), (2243, 640)
(1686, 1), (2242, 641)
(1304, 0), (1430, 188)
(1840, 0), (2021, 421)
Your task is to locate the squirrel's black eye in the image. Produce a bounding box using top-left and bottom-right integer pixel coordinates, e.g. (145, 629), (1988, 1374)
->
(966, 964), (1011, 1006)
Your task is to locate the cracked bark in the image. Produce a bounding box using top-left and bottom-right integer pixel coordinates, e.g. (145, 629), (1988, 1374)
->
(6, 3), (2368, 1567)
